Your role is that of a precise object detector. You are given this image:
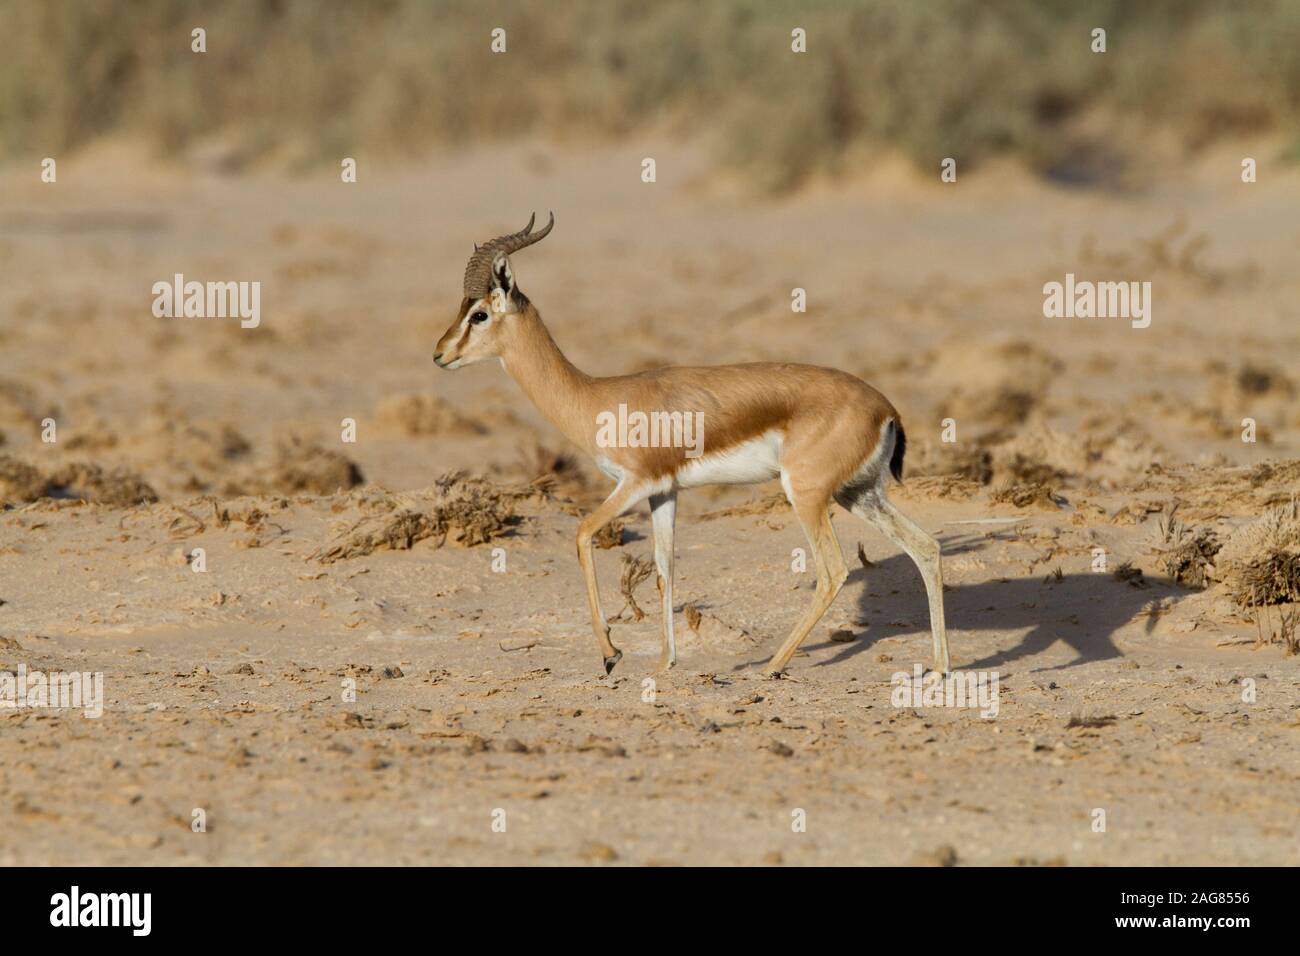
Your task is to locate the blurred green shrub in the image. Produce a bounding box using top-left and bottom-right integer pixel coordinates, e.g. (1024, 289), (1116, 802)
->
(1, 0), (1297, 189)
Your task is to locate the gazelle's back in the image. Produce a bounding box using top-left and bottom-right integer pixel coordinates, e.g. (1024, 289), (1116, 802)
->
(586, 361), (899, 484)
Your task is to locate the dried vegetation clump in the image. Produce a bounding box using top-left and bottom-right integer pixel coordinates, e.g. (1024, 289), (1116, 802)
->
(613, 554), (656, 622)
(1214, 500), (1300, 609)
(6, 3), (1300, 194)
(310, 474), (523, 563)
(1112, 562), (1147, 588)
(1153, 507), (1220, 590)
(990, 481), (1061, 510)
(593, 519), (626, 549)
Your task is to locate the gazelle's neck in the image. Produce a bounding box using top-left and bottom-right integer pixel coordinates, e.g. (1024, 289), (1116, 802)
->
(500, 306), (594, 449)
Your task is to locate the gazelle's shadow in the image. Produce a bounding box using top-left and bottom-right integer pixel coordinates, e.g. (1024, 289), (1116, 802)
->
(735, 532), (1179, 674)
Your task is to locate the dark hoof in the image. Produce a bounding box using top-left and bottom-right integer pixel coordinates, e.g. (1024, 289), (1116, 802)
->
(603, 650), (623, 675)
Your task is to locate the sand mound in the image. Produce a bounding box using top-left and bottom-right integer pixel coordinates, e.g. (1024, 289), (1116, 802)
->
(310, 474), (519, 563)
(139, 414), (253, 485)
(0, 379), (54, 429)
(1205, 360), (1297, 407)
(909, 424), (1083, 489)
(1132, 460), (1300, 520)
(241, 439), (365, 496)
(0, 455), (47, 505)
(1214, 500), (1300, 608)
(0, 455), (158, 508)
(513, 439), (591, 501)
(905, 442), (993, 484)
(1249, 460), (1300, 492)
(911, 417), (1166, 493)
(990, 425), (1088, 483)
(930, 339), (1062, 434)
(5, 419), (360, 505)
(373, 393), (485, 437)
(45, 462), (160, 507)
(1232, 362), (1295, 399)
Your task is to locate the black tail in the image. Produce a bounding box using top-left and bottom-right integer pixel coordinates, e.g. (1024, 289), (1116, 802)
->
(889, 420), (906, 482)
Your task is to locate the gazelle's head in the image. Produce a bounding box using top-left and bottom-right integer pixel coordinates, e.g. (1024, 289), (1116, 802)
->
(434, 212), (554, 369)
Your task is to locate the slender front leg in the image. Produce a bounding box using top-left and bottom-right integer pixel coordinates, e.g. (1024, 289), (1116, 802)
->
(576, 479), (655, 674)
(649, 490), (678, 671)
(765, 499), (848, 676)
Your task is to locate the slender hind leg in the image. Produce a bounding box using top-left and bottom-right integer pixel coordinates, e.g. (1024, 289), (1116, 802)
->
(649, 491), (678, 671)
(854, 494), (949, 674)
(577, 479), (655, 674)
(764, 488), (848, 676)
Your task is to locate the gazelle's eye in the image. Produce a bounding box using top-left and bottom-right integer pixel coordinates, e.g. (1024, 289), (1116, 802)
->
(470, 311), (489, 325)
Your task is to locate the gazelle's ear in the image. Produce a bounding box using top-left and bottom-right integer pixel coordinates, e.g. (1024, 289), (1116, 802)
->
(491, 252), (515, 300)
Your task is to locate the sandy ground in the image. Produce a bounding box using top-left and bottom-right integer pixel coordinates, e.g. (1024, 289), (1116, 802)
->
(1, 139), (1298, 865)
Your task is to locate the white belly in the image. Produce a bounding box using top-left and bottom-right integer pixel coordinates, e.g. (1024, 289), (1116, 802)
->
(675, 431), (783, 489)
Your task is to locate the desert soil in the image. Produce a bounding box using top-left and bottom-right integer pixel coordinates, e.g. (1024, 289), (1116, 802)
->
(1, 140), (1297, 865)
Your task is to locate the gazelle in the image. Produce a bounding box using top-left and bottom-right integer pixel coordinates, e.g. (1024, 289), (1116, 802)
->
(434, 214), (949, 678)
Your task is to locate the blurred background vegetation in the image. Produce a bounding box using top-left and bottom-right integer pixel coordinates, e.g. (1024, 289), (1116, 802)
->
(2, 0), (1298, 190)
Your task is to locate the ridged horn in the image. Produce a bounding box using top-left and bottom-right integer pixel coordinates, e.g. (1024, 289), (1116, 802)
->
(463, 212), (555, 297)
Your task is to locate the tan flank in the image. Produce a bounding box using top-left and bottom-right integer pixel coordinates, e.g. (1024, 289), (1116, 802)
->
(435, 214), (950, 677)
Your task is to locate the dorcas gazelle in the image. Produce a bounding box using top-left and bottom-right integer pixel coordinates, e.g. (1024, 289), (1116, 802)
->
(435, 214), (949, 678)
